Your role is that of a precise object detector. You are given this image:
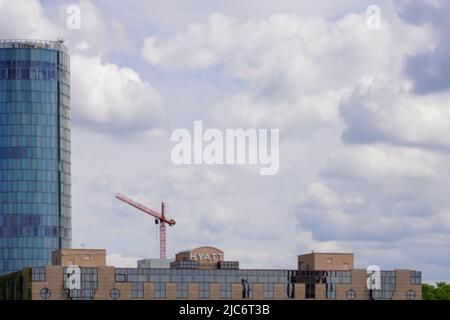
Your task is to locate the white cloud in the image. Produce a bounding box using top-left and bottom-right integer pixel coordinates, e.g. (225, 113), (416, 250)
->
(0, 0), (61, 38)
(142, 13), (234, 71)
(107, 253), (138, 267)
(341, 83), (450, 149)
(322, 144), (441, 181)
(142, 11), (434, 92)
(142, 11), (435, 131)
(71, 55), (166, 134)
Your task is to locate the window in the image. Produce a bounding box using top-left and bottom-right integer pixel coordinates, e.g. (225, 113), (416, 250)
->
(220, 283), (231, 299)
(326, 283), (336, 299)
(32, 267), (45, 281)
(306, 283), (315, 299)
(346, 289), (356, 300)
(40, 288), (51, 300)
(406, 290), (416, 300)
(132, 282), (144, 298)
(199, 283), (210, 299)
(176, 282), (188, 299)
(263, 283), (274, 299)
(410, 271), (421, 285)
(110, 288), (120, 300)
(115, 274), (126, 282)
(154, 283), (166, 298)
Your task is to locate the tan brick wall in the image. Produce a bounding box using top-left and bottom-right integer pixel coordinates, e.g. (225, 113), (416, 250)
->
(31, 266), (65, 300)
(298, 254), (315, 271)
(274, 283), (286, 300)
(315, 283), (326, 300)
(114, 282), (132, 300)
(232, 283), (243, 300)
(93, 266), (115, 300)
(252, 283), (263, 299)
(52, 249), (106, 267)
(143, 283), (155, 300)
(210, 283), (220, 300)
(335, 269), (368, 300)
(166, 283), (177, 300)
(392, 270), (421, 300)
(294, 283), (305, 300)
(299, 253), (353, 271)
(187, 282), (199, 299)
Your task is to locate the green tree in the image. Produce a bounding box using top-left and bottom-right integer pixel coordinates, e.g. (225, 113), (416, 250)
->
(422, 282), (450, 300)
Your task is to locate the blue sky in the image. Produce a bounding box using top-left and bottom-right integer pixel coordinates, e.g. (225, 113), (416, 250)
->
(1, 0), (450, 283)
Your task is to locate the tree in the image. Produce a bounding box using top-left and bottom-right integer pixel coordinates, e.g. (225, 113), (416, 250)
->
(422, 282), (450, 300)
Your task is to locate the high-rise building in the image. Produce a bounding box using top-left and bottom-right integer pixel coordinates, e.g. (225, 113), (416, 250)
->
(0, 39), (71, 275)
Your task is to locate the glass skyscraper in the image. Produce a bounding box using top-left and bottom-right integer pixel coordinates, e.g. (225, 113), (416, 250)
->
(0, 40), (71, 275)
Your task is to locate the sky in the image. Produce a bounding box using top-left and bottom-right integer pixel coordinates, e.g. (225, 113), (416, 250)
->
(1, 0), (450, 283)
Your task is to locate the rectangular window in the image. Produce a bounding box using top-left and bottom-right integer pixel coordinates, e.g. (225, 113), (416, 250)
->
(220, 283), (231, 299)
(306, 283), (315, 299)
(263, 283), (274, 299)
(132, 282), (144, 298)
(115, 274), (126, 282)
(199, 283), (210, 299)
(410, 271), (421, 284)
(154, 282), (166, 298)
(176, 282), (188, 299)
(32, 267), (45, 281)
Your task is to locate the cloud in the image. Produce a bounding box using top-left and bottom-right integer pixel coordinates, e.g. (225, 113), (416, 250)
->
(107, 253), (138, 267)
(142, 13), (235, 71)
(340, 81), (450, 149)
(322, 144), (441, 181)
(396, 0), (450, 93)
(0, 0), (61, 38)
(142, 11), (432, 91)
(0, 0), (165, 136)
(71, 55), (166, 134)
(56, 0), (132, 56)
(142, 11), (434, 132)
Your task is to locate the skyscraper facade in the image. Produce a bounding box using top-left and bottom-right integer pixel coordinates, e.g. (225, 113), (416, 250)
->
(0, 39), (71, 275)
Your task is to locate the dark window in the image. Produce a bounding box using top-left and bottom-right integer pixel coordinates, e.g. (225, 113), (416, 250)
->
(306, 283), (315, 299)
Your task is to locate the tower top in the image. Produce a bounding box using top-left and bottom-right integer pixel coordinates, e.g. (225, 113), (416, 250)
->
(0, 39), (68, 53)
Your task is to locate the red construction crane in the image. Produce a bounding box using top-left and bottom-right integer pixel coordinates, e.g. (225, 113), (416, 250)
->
(115, 193), (176, 259)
